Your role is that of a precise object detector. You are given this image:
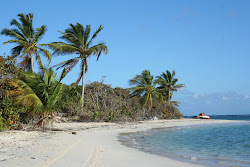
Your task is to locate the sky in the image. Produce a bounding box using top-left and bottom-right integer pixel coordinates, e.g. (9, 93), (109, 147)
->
(0, 0), (250, 116)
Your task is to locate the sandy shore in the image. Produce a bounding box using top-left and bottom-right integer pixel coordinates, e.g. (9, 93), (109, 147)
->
(0, 119), (245, 167)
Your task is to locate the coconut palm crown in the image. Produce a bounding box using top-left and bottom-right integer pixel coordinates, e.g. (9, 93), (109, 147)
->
(42, 23), (108, 106)
(8, 68), (66, 129)
(156, 70), (185, 104)
(1, 13), (51, 72)
(129, 70), (162, 111)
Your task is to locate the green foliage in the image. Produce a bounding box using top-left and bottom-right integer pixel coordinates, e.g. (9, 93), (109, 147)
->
(1, 13), (51, 72)
(128, 69), (185, 119)
(156, 70), (185, 103)
(55, 81), (144, 122)
(8, 68), (66, 129)
(56, 78), (183, 122)
(55, 83), (82, 115)
(42, 23), (108, 105)
(0, 54), (184, 127)
(0, 55), (24, 130)
(0, 96), (27, 130)
(129, 70), (162, 111)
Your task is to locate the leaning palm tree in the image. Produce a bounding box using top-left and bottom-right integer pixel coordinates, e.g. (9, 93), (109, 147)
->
(8, 68), (66, 129)
(156, 70), (185, 104)
(42, 23), (108, 107)
(129, 70), (162, 111)
(1, 13), (51, 73)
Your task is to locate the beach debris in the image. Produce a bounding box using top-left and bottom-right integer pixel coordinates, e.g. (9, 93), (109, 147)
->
(72, 132), (77, 135)
(193, 113), (211, 119)
(152, 116), (158, 120)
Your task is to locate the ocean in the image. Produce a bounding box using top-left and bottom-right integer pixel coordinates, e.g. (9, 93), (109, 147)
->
(120, 115), (250, 167)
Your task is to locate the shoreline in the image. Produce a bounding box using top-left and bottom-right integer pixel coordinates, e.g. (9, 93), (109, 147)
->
(118, 121), (249, 167)
(0, 119), (247, 167)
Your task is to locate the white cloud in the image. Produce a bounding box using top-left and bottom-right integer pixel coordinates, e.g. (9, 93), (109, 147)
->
(206, 100), (212, 104)
(245, 95), (250, 99)
(222, 96), (229, 101)
(174, 89), (250, 115)
(193, 94), (199, 99)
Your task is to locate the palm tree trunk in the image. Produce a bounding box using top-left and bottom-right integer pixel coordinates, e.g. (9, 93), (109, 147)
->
(168, 89), (170, 104)
(30, 53), (35, 73)
(81, 61), (86, 108)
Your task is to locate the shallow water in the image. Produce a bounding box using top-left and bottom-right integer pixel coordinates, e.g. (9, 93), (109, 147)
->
(120, 122), (250, 167)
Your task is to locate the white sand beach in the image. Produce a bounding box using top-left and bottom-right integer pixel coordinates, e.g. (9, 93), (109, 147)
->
(0, 119), (244, 167)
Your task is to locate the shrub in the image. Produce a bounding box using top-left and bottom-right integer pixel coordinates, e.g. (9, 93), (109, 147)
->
(0, 55), (24, 130)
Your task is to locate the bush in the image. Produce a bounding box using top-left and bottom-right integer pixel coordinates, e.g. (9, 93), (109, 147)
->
(0, 55), (24, 130)
(55, 81), (183, 122)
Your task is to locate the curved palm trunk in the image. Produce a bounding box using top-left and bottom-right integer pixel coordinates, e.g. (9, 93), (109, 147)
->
(81, 61), (85, 108)
(30, 52), (35, 73)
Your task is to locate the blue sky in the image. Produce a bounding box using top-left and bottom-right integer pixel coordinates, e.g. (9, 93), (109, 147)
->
(0, 0), (249, 115)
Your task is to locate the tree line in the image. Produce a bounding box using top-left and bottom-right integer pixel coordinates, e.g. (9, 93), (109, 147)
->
(0, 13), (184, 130)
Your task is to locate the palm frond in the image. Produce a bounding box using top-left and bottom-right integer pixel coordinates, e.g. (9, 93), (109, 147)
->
(59, 68), (67, 82)
(10, 19), (24, 33)
(87, 25), (103, 47)
(170, 101), (181, 107)
(156, 69), (185, 103)
(33, 25), (47, 42)
(1, 28), (26, 41)
(8, 79), (44, 113)
(37, 47), (52, 63)
(88, 43), (108, 60)
(66, 57), (80, 73)
(2, 13), (49, 72)
(75, 71), (83, 86)
(18, 13), (34, 38)
(84, 25), (91, 45)
(34, 51), (44, 71)
(52, 57), (78, 70)
(2, 39), (26, 46)
(141, 93), (149, 107)
(59, 29), (81, 47)
(10, 45), (23, 58)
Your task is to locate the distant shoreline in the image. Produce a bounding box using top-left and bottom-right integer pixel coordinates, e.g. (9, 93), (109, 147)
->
(0, 119), (246, 167)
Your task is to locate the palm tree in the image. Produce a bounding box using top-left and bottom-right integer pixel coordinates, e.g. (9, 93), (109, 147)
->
(156, 70), (185, 104)
(8, 68), (66, 129)
(42, 23), (108, 107)
(129, 70), (162, 111)
(1, 13), (51, 73)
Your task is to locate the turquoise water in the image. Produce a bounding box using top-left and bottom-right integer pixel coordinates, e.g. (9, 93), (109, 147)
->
(121, 117), (250, 167)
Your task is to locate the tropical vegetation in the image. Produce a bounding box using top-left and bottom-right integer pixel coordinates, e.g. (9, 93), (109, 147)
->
(0, 13), (185, 131)
(156, 70), (185, 106)
(8, 68), (66, 129)
(0, 55), (24, 130)
(129, 70), (162, 111)
(1, 13), (51, 73)
(42, 23), (108, 107)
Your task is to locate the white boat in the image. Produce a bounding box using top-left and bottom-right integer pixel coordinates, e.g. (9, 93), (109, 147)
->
(193, 113), (211, 119)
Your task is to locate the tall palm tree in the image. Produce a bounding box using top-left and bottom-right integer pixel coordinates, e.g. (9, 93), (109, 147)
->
(156, 70), (185, 104)
(8, 68), (66, 128)
(1, 13), (51, 73)
(42, 23), (107, 107)
(129, 70), (162, 111)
